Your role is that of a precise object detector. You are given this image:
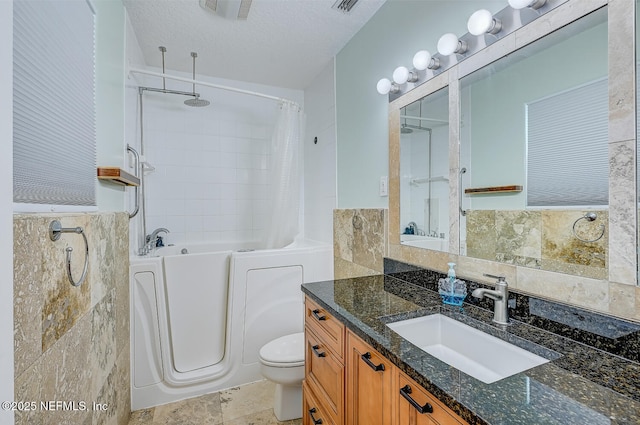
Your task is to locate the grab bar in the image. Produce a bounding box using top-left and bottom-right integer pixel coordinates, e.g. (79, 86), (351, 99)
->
(459, 167), (467, 216)
(49, 220), (89, 287)
(127, 144), (140, 218)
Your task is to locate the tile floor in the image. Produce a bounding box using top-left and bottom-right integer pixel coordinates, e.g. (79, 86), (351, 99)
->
(128, 380), (303, 425)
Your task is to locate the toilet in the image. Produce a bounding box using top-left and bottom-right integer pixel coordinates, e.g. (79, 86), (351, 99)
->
(258, 332), (305, 421)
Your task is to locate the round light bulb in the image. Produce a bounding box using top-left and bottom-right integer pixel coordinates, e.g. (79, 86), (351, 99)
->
(437, 33), (460, 56)
(508, 0), (535, 9)
(467, 9), (494, 35)
(392, 66), (410, 84)
(376, 78), (392, 95)
(412, 50), (432, 71)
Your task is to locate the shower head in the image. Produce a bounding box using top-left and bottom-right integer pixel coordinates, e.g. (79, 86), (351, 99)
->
(186, 52), (210, 107)
(184, 96), (211, 107)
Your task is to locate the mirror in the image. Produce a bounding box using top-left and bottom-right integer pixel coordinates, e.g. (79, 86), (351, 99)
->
(400, 87), (450, 252)
(458, 8), (609, 279)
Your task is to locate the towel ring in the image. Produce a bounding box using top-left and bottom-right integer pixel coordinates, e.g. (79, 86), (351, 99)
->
(572, 213), (605, 243)
(49, 220), (89, 287)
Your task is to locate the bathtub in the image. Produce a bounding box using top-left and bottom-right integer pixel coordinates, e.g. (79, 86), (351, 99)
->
(129, 239), (333, 410)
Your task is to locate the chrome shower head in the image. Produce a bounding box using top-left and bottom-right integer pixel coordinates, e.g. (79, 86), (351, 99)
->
(184, 96), (210, 107)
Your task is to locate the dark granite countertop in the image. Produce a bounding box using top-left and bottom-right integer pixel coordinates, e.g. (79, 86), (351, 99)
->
(301, 263), (640, 425)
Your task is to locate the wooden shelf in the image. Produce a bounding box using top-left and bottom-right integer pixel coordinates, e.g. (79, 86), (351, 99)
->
(97, 167), (140, 186)
(465, 185), (522, 195)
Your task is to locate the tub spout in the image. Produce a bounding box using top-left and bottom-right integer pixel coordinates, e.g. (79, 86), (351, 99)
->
(145, 228), (170, 254)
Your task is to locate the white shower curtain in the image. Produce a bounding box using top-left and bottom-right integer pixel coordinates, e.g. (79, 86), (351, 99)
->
(263, 101), (304, 249)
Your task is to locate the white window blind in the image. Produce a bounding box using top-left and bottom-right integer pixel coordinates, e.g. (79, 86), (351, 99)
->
(526, 78), (609, 207)
(13, 0), (96, 207)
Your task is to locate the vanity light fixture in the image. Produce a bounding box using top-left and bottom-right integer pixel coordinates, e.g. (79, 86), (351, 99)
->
(467, 9), (502, 36)
(376, 78), (399, 95)
(508, 0), (547, 10)
(392, 66), (419, 85)
(437, 33), (468, 56)
(413, 50), (440, 70)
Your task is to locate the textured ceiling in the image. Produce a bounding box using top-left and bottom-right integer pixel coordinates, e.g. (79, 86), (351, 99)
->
(124, 0), (386, 90)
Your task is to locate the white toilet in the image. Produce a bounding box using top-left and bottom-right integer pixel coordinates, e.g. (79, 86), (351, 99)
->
(258, 332), (305, 421)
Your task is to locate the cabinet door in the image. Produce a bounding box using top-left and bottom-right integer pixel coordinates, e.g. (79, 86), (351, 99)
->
(397, 372), (467, 425)
(346, 330), (393, 425)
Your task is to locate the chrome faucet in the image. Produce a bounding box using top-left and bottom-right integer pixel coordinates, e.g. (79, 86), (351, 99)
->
(471, 274), (509, 325)
(407, 221), (418, 235)
(145, 228), (169, 253)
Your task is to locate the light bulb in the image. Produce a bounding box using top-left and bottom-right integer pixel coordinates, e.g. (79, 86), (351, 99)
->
(508, 0), (546, 10)
(413, 50), (431, 71)
(393, 66), (410, 84)
(437, 33), (466, 56)
(376, 78), (392, 95)
(467, 9), (501, 35)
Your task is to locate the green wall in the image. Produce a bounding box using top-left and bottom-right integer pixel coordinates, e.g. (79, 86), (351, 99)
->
(335, 0), (504, 208)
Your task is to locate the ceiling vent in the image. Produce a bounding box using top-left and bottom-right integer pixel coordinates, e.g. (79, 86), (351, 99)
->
(332, 0), (360, 13)
(199, 0), (252, 20)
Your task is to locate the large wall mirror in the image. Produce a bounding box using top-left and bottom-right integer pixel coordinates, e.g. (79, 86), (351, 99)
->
(400, 86), (449, 252)
(458, 7), (609, 279)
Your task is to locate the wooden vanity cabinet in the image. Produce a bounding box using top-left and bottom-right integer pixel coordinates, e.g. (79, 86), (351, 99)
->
(304, 297), (345, 425)
(346, 329), (394, 425)
(303, 295), (468, 425)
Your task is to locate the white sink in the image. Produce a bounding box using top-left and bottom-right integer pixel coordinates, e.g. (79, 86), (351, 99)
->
(387, 314), (550, 384)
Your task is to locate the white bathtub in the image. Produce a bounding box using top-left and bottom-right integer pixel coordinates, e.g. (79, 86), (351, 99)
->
(129, 239), (333, 410)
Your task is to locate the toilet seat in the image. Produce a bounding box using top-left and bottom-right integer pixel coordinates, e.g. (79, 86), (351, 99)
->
(259, 332), (305, 367)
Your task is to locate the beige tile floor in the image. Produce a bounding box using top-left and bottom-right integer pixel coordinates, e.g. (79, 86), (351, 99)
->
(128, 380), (302, 425)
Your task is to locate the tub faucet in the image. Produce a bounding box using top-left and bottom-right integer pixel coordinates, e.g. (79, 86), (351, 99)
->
(471, 274), (509, 325)
(145, 228), (170, 253)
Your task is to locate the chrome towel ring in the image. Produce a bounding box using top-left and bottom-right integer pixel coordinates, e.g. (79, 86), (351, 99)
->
(572, 212), (605, 243)
(49, 220), (89, 287)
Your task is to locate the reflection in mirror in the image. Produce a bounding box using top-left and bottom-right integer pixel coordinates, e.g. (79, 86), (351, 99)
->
(400, 86), (449, 252)
(459, 8), (608, 279)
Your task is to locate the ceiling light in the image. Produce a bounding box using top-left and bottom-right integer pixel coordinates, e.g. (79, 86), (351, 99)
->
(392, 66), (418, 85)
(508, 0), (547, 10)
(467, 9), (502, 35)
(437, 33), (468, 56)
(413, 50), (440, 71)
(376, 78), (399, 95)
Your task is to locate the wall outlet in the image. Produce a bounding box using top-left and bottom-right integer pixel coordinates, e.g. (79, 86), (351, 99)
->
(379, 176), (389, 197)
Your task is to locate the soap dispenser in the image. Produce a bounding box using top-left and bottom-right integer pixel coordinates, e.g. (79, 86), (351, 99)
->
(447, 263), (456, 284)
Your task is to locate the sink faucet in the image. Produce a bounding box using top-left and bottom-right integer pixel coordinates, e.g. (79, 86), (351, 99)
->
(145, 228), (169, 253)
(471, 274), (509, 325)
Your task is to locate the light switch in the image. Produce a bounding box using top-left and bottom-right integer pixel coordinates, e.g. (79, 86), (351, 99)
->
(379, 176), (389, 197)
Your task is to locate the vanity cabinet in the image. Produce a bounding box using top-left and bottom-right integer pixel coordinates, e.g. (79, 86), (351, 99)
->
(346, 329), (394, 425)
(304, 297), (345, 425)
(303, 296), (467, 425)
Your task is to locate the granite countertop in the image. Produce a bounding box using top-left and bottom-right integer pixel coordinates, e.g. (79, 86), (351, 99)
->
(301, 266), (640, 425)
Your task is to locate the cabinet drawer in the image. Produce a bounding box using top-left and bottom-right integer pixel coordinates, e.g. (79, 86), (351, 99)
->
(397, 372), (468, 425)
(305, 328), (344, 424)
(303, 381), (337, 425)
(305, 296), (344, 359)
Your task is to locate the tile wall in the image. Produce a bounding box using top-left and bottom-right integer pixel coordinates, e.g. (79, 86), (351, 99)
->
(13, 212), (130, 425)
(140, 93), (275, 245)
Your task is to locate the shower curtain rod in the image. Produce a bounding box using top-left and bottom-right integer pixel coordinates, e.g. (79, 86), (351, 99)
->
(129, 68), (299, 107)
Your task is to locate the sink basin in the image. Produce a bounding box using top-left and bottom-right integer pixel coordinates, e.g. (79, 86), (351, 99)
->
(387, 314), (550, 384)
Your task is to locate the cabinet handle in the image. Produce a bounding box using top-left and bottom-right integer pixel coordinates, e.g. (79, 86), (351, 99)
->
(308, 407), (323, 424)
(312, 309), (327, 321)
(361, 352), (385, 372)
(312, 345), (326, 358)
(400, 385), (433, 414)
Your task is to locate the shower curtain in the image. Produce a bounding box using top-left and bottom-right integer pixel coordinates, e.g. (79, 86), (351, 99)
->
(263, 101), (304, 249)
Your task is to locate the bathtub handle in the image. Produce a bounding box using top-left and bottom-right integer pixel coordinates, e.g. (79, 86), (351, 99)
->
(311, 309), (327, 321)
(311, 345), (326, 358)
(308, 407), (323, 425)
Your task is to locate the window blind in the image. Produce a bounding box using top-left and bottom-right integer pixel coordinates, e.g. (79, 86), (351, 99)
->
(13, 0), (96, 206)
(526, 77), (609, 207)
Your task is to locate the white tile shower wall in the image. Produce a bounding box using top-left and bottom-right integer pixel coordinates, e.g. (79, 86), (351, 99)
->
(303, 59), (337, 244)
(142, 95), (275, 245)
